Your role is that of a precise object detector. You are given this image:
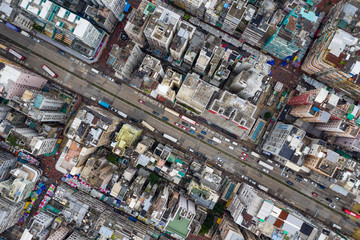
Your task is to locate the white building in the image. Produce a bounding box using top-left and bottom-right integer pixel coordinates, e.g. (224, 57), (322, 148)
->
(144, 6), (181, 54)
(170, 21), (196, 62)
(30, 136), (58, 156)
(47, 226), (70, 240)
(33, 94), (64, 111)
(29, 212), (54, 237)
(0, 164), (41, 203)
(155, 67), (182, 103)
(28, 109), (66, 123)
(222, 0), (248, 34)
(96, 0), (126, 20)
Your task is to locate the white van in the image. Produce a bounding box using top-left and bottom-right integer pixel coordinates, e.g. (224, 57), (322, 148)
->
(267, 159), (273, 164)
(228, 146), (235, 150)
(232, 141), (238, 146)
(224, 138), (231, 143)
(190, 126), (197, 131)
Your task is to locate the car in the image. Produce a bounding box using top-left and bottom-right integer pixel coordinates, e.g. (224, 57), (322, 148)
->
(174, 122), (181, 127)
(138, 99), (145, 104)
(130, 118), (138, 123)
(162, 117), (169, 122)
(311, 181), (317, 187)
(329, 204), (336, 209)
(197, 134), (204, 139)
(303, 178), (309, 183)
(182, 122), (188, 126)
(152, 111), (160, 116)
(334, 196), (340, 201)
(0, 20), (4, 23)
(201, 131), (207, 135)
(190, 126), (197, 131)
(207, 139), (214, 145)
(182, 126), (188, 131)
(275, 163), (281, 168)
(58, 50), (65, 55)
(242, 152), (248, 157)
(203, 155), (208, 160)
(325, 198), (333, 203)
(286, 181), (294, 186)
(296, 174), (303, 179)
(241, 147), (248, 152)
(195, 152), (202, 157)
(190, 130), (195, 134)
(262, 168), (269, 173)
(295, 178), (302, 183)
(110, 107), (116, 112)
(312, 192), (318, 197)
(32, 37), (41, 42)
(286, 169), (294, 175)
(240, 156), (246, 161)
(282, 173), (289, 178)
(241, 175), (248, 180)
(229, 146), (235, 150)
(187, 147), (194, 152)
(248, 179), (257, 185)
(318, 184), (326, 190)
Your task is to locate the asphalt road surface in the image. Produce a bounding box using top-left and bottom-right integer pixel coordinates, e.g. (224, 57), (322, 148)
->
(0, 26), (358, 235)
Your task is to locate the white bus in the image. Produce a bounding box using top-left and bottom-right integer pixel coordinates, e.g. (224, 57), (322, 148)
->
(212, 137), (222, 144)
(8, 48), (26, 60)
(181, 115), (197, 125)
(91, 68), (100, 74)
(141, 121), (155, 132)
(258, 184), (269, 192)
(118, 110), (127, 119)
(164, 107), (180, 117)
(163, 133), (177, 143)
(42, 65), (57, 78)
(251, 151), (260, 158)
(258, 160), (274, 171)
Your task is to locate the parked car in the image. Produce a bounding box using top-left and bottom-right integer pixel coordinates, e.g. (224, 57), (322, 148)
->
(262, 168), (269, 173)
(197, 134), (204, 139)
(242, 152), (248, 157)
(275, 163), (281, 168)
(130, 118), (138, 123)
(138, 99), (145, 104)
(295, 178), (302, 183)
(207, 139), (214, 145)
(329, 204), (336, 209)
(318, 184), (326, 190)
(240, 156), (246, 161)
(311, 181), (317, 187)
(174, 122), (180, 127)
(334, 196), (340, 201)
(286, 169), (294, 175)
(203, 155), (208, 160)
(152, 111), (160, 116)
(241, 175), (248, 180)
(286, 181), (294, 186)
(201, 131), (207, 135)
(190, 130), (195, 134)
(296, 174), (303, 179)
(312, 192), (318, 197)
(162, 117), (169, 122)
(195, 152), (202, 157)
(282, 173), (289, 178)
(241, 147), (248, 152)
(58, 50), (65, 55)
(248, 179), (257, 185)
(182, 126), (188, 131)
(182, 122), (188, 126)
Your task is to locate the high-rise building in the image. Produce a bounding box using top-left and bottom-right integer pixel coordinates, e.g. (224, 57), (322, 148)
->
(173, 0), (205, 18)
(316, 120), (360, 138)
(124, 0), (154, 48)
(107, 42), (145, 80)
(33, 94), (64, 111)
(28, 212), (54, 238)
(95, 0), (126, 20)
(221, 0), (248, 34)
(301, 0), (360, 98)
(144, 6), (181, 54)
(165, 194), (196, 239)
(0, 60), (47, 100)
(262, 122), (306, 165)
(214, 214), (244, 240)
(0, 150), (17, 181)
(155, 67), (182, 103)
(170, 21), (196, 62)
(194, 34), (221, 74)
(0, 163), (41, 203)
(0, 197), (25, 234)
(336, 134), (360, 153)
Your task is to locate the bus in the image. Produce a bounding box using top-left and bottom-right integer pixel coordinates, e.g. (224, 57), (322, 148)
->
(164, 107), (180, 117)
(258, 184), (268, 192)
(251, 151), (260, 158)
(212, 137), (222, 144)
(258, 160), (274, 171)
(0, 44), (7, 50)
(163, 133), (177, 143)
(118, 110), (127, 119)
(98, 100), (110, 109)
(8, 48), (26, 60)
(42, 65), (57, 78)
(181, 115), (197, 125)
(141, 121), (155, 132)
(342, 208), (360, 219)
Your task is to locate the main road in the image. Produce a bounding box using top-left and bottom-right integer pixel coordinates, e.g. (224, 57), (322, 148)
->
(0, 26), (357, 235)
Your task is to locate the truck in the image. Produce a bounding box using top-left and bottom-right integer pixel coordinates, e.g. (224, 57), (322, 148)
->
(42, 65), (57, 78)
(98, 100), (110, 109)
(251, 151), (260, 158)
(8, 48), (26, 60)
(257, 160), (274, 171)
(5, 23), (20, 32)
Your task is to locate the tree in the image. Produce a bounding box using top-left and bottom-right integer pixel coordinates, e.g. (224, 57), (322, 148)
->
(106, 154), (118, 165)
(264, 112), (272, 120)
(199, 214), (215, 235)
(149, 172), (159, 186)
